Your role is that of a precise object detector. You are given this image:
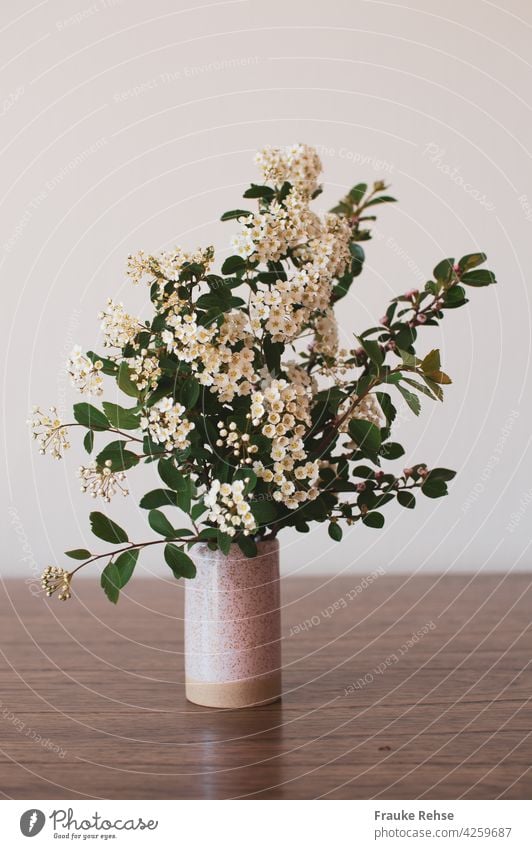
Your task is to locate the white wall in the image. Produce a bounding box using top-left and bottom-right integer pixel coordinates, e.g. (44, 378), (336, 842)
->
(2, 0), (531, 579)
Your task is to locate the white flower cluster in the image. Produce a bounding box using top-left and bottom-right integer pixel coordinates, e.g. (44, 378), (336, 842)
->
(28, 406), (70, 459)
(250, 378), (320, 509)
(127, 246), (214, 286)
(162, 312), (217, 361)
(99, 299), (140, 349)
(254, 143), (322, 198)
(78, 460), (129, 502)
(231, 191), (320, 264)
(162, 311), (258, 403)
(204, 479), (256, 537)
(67, 346), (104, 395)
(127, 350), (161, 391)
(215, 420), (259, 465)
(313, 309), (339, 359)
(140, 397), (194, 451)
(230, 148), (352, 354)
(339, 394), (385, 434)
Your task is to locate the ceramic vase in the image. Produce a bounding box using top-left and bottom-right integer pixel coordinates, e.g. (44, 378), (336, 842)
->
(184, 540), (281, 708)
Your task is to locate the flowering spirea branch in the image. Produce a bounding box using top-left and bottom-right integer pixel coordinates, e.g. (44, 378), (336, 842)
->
(29, 143), (497, 603)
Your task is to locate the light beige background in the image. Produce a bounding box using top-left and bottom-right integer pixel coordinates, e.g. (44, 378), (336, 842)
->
(2, 0), (531, 579)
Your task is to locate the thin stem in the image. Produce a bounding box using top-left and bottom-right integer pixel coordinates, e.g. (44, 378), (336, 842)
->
(61, 423), (144, 444)
(70, 536), (201, 576)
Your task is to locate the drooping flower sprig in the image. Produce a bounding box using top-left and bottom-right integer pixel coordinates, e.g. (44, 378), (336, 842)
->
(29, 143), (497, 603)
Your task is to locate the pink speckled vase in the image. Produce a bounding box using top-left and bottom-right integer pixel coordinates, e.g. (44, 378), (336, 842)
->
(184, 540), (281, 709)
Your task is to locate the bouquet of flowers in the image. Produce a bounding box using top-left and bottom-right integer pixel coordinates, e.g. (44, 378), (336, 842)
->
(30, 143), (496, 604)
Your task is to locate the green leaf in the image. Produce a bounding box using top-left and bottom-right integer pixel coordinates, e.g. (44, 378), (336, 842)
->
(263, 336), (283, 375)
(427, 468), (456, 482)
(458, 252), (486, 272)
(402, 377), (439, 401)
(357, 336), (384, 367)
(142, 435), (167, 456)
(221, 255), (247, 275)
(443, 285), (467, 308)
(198, 528), (218, 541)
(164, 544), (196, 579)
(148, 509), (176, 538)
(396, 384), (421, 416)
(427, 371), (452, 385)
(461, 268), (496, 287)
(328, 522), (343, 541)
(243, 184), (275, 200)
(420, 349), (441, 374)
(217, 530), (232, 555)
(220, 209), (253, 221)
(179, 377), (200, 409)
(117, 361), (139, 398)
(380, 442), (405, 460)
(158, 458), (185, 490)
(362, 512), (385, 528)
(348, 419), (382, 455)
(83, 430), (94, 454)
(421, 478), (448, 498)
(237, 536), (258, 558)
(397, 491), (416, 509)
(101, 402), (140, 430)
(397, 351), (418, 372)
(139, 489), (177, 509)
(422, 375), (444, 401)
(157, 459), (191, 511)
(364, 195), (397, 208)
(64, 549), (91, 560)
(250, 499), (278, 527)
(73, 402), (110, 431)
(191, 502), (207, 521)
(348, 183), (367, 204)
(96, 441), (139, 471)
(433, 257), (455, 284)
(114, 549), (139, 588)
(101, 561), (120, 604)
(90, 512), (128, 544)
(352, 465), (376, 479)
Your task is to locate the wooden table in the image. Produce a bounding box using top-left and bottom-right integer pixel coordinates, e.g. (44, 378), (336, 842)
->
(0, 574), (530, 799)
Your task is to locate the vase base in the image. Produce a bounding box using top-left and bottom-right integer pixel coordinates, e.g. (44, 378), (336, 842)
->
(186, 672), (281, 709)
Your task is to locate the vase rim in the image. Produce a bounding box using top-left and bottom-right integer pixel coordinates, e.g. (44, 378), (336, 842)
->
(194, 538), (279, 557)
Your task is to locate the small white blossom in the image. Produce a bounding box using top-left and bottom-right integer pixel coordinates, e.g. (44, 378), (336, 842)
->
(204, 479), (256, 536)
(28, 406), (70, 459)
(140, 397), (194, 451)
(99, 299), (140, 349)
(67, 346), (104, 395)
(78, 460), (129, 502)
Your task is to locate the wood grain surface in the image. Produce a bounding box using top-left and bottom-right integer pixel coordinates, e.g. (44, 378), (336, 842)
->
(0, 573), (530, 800)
